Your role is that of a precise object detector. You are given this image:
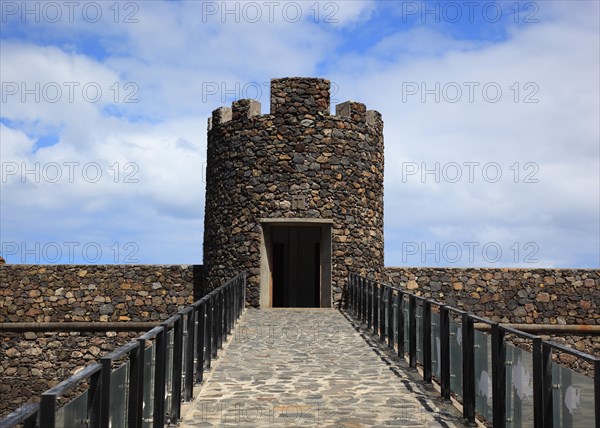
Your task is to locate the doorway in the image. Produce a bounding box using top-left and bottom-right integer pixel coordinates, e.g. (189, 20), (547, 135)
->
(271, 226), (321, 307)
(259, 219), (332, 308)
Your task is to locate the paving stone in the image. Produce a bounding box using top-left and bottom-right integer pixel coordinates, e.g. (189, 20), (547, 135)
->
(180, 309), (466, 427)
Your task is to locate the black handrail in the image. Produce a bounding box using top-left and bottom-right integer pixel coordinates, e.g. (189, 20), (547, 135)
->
(346, 272), (600, 428)
(0, 272), (246, 428)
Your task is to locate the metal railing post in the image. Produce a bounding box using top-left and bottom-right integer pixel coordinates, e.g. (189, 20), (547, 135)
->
(491, 324), (506, 428)
(154, 326), (167, 428)
(367, 280), (372, 329)
(355, 274), (359, 316)
(207, 299), (214, 367)
(379, 285), (386, 342)
(542, 343), (553, 428)
(348, 274), (352, 312)
(595, 358), (600, 428)
(128, 341), (144, 428)
(362, 278), (367, 323)
(356, 277), (361, 321)
(440, 306), (450, 400)
(532, 337), (543, 428)
(211, 295), (218, 358)
(351, 274), (356, 313)
(185, 310), (195, 401)
(397, 292), (404, 358)
(88, 365), (102, 428)
(356, 276), (363, 321)
(171, 315), (183, 423)
(217, 289), (224, 350)
(228, 282), (233, 334)
(461, 313), (475, 424)
(242, 272), (246, 309)
(372, 283), (380, 335)
(350, 274), (354, 314)
(423, 300), (432, 383)
(222, 287), (227, 341)
(387, 287), (394, 349)
(408, 295), (417, 368)
(231, 281), (235, 324)
(196, 302), (206, 384)
(39, 392), (56, 428)
(100, 356), (112, 428)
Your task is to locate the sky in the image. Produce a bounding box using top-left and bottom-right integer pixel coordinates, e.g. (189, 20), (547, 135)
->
(0, 0), (598, 268)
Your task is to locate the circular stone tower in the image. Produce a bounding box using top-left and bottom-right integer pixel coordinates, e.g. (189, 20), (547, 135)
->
(203, 77), (383, 307)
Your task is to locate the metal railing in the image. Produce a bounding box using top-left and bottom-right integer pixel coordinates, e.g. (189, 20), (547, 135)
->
(1, 272), (246, 428)
(346, 273), (600, 428)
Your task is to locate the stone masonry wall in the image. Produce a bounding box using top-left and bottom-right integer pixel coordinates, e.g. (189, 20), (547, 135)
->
(0, 264), (201, 417)
(382, 267), (599, 325)
(204, 77), (385, 306)
(0, 265), (200, 323)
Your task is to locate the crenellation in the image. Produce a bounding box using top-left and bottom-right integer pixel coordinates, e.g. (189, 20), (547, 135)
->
(211, 106), (232, 129)
(366, 110), (382, 127)
(232, 99), (261, 120)
(270, 77), (331, 116)
(336, 101), (367, 123)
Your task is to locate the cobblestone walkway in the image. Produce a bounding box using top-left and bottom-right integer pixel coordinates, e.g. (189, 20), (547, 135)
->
(180, 308), (466, 427)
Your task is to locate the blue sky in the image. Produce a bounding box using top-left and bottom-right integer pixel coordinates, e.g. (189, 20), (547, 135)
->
(0, 0), (598, 267)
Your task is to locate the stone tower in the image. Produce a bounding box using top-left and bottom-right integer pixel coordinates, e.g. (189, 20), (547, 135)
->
(203, 77), (384, 307)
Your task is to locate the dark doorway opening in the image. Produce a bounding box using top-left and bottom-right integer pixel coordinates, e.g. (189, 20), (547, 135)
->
(271, 226), (321, 307)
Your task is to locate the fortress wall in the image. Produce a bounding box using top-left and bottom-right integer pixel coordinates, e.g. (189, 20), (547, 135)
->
(383, 267), (599, 326)
(0, 264), (200, 323)
(0, 263), (201, 417)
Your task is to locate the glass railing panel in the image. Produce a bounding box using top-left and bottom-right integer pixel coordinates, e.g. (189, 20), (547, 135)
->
(416, 305), (423, 365)
(142, 344), (155, 427)
(110, 362), (129, 428)
(55, 390), (88, 428)
(551, 360), (595, 427)
(449, 319), (463, 399)
(431, 312), (441, 380)
(474, 330), (493, 422)
(505, 343), (535, 427)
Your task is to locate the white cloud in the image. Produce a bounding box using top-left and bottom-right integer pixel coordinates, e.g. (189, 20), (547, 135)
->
(0, 0), (598, 267)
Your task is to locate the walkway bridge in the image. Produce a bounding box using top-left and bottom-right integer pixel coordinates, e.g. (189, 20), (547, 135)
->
(2, 273), (599, 427)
